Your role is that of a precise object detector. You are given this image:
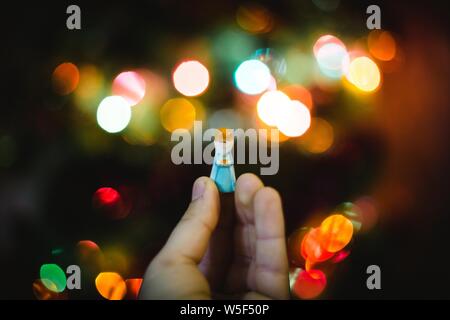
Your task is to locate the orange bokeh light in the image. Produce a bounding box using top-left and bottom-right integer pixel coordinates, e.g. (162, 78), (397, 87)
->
(95, 272), (127, 300)
(52, 62), (79, 95)
(368, 30), (396, 62)
(281, 85), (313, 109)
(301, 227), (334, 262)
(319, 214), (354, 253)
(297, 117), (334, 154)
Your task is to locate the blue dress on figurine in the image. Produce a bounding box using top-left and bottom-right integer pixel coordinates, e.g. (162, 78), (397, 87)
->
(210, 129), (236, 193)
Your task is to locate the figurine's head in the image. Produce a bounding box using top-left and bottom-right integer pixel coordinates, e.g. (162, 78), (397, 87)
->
(214, 128), (234, 158)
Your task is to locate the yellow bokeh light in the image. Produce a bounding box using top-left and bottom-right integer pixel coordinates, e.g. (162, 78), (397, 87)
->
(346, 56), (381, 92)
(173, 60), (209, 97)
(52, 62), (79, 95)
(298, 117), (334, 154)
(75, 65), (104, 115)
(95, 272), (127, 300)
(160, 98), (196, 132)
(368, 30), (396, 62)
(319, 214), (353, 253)
(123, 103), (159, 146)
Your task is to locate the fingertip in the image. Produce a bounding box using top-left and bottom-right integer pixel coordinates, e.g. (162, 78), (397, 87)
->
(236, 173), (264, 207)
(254, 187), (282, 210)
(236, 173), (263, 187)
(192, 176), (218, 201)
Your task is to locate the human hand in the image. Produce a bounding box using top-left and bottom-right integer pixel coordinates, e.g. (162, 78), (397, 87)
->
(140, 173), (289, 299)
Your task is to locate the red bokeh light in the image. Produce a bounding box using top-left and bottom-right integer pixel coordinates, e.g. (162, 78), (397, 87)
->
(293, 269), (327, 299)
(92, 187), (132, 219)
(125, 278), (143, 300)
(95, 187), (120, 205)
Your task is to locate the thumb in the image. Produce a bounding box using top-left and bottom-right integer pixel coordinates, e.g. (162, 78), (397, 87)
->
(158, 176), (220, 264)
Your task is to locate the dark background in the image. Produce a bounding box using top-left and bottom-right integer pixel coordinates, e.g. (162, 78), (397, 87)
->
(1, 0), (450, 299)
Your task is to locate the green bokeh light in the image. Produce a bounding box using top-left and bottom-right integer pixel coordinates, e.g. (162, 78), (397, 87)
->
(40, 264), (66, 293)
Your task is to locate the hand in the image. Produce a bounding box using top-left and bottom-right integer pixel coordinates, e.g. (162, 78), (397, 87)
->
(139, 173), (289, 299)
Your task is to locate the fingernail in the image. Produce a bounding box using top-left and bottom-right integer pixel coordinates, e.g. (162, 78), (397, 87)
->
(192, 179), (206, 201)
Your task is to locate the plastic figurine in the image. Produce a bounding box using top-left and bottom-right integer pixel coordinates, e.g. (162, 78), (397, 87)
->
(210, 128), (236, 193)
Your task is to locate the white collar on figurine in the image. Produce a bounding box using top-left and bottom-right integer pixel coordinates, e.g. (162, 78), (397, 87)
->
(214, 129), (234, 158)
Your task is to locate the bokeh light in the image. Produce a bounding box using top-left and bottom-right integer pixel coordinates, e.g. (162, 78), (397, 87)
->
(52, 62), (79, 95)
(96, 96), (132, 133)
(331, 250), (351, 264)
(103, 248), (130, 275)
(277, 100), (311, 137)
(346, 56), (381, 92)
(112, 71), (146, 106)
(314, 39), (349, 78)
(208, 109), (243, 129)
(160, 98), (196, 132)
(51, 248), (64, 256)
(284, 49), (314, 85)
(212, 29), (257, 68)
(292, 269), (327, 299)
(76, 240), (102, 264)
(256, 120), (291, 143)
(313, 35), (345, 56)
(92, 187), (131, 220)
(368, 30), (396, 61)
(95, 187), (120, 205)
(257, 90), (291, 127)
(32, 279), (67, 300)
(40, 264), (66, 293)
(354, 196), (378, 233)
(74, 65), (105, 115)
(138, 69), (169, 106)
(95, 272), (127, 300)
(236, 3), (273, 34)
(234, 59), (271, 95)
(253, 48), (287, 79)
(319, 214), (354, 253)
(337, 202), (363, 232)
(301, 227), (334, 262)
(123, 104), (159, 146)
(281, 85), (313, 109)
(297, 117), (334, 154)
(173, 60), (209, 97)
(125, 278), (143, 300)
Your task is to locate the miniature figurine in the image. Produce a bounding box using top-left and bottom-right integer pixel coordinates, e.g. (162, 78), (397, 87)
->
(210, 128), (236, 193)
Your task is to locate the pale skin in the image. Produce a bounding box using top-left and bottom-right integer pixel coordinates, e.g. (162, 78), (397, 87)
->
(140, 173), (289, 299)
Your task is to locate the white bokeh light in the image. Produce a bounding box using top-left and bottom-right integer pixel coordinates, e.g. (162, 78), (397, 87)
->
(234, 59), (271, 95)
(277, 100), (311, 137)
(257, 90), (291, 127)
(96, 96), (132, 133)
